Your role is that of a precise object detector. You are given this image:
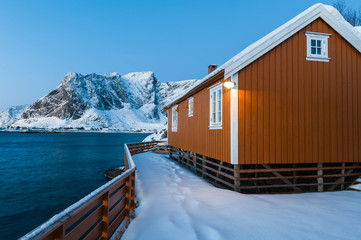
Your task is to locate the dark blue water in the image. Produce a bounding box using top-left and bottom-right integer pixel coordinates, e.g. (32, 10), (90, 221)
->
(0, 132), (149, 240)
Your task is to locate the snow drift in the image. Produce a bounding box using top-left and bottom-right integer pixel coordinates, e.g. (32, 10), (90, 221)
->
(123, 152), (361, 240)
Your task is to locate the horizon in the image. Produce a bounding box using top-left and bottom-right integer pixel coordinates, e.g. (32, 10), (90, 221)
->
(0, 0), (360, 111)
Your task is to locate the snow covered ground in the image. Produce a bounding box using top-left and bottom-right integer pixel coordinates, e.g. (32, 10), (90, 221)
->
(142, 123), (167, 142)
(123, 152), (361, 240)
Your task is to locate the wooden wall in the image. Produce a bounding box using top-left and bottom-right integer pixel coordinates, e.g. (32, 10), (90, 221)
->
(238, 18), (361, 164)
(168, 76), (231, 163)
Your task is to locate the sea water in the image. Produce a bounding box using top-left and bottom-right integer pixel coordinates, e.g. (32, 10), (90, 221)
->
(0, 131), (149, 240)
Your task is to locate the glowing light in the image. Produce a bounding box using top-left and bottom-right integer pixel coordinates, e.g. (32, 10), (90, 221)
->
(223, 80), (235, 89)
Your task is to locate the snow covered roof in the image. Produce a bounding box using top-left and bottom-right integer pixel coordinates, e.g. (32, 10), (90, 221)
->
(165, 3), (361, 110)
(355, 26), (361, 34)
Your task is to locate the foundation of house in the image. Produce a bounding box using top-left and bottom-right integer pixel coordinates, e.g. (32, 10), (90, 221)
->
(169, 146), (361, 194)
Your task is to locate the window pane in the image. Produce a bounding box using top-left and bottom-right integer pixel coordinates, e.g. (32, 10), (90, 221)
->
(189, 99), (193, 115)
(210, 87), (222, 125)
(317, 40), (321, 47)
(311, 47), (316, 54)
(311, 39), (316, 46)
(212, 101), (216, 121)
(218, 89), (222, 124)
(317, 48), (321, 55)
(172, 107), (177, 131)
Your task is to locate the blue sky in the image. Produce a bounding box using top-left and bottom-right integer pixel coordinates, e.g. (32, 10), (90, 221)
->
(0, 0), (360, 110)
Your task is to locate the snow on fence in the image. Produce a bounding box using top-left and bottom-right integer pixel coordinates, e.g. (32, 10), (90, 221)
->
(20, 141), (162, 240)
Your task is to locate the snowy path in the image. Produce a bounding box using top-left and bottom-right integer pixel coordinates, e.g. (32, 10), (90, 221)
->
(122, 152), (361, 240)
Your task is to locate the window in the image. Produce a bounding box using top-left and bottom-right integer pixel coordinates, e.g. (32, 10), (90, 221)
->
(209, 83), (222, 129)
(306, 32), (331, 62)
(188, 97), (194, 117)
(171, 105), (178, 132)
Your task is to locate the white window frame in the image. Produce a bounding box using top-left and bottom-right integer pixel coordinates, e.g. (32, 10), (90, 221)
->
(188, 97), (194, 117)
(171, 105), (178, 132)
(209, 82), (222, 129)
(306, 31), (331, 62)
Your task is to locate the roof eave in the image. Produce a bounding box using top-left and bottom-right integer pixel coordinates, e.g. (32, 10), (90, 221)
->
(163, 69), (225, 111)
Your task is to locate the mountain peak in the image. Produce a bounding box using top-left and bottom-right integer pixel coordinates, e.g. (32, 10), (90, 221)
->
(122, 71), (154, 81)
(104, 72), (120, 78)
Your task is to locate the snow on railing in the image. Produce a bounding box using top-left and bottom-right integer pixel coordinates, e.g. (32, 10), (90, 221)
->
(20, 141), (162, 240)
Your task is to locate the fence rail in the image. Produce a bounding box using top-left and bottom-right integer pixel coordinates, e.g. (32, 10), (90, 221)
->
(21, 141), (162, 240)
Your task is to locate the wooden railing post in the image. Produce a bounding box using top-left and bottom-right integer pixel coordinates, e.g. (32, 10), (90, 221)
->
(234, 164), (241, 192)
(124, 151), (129, 170)
(52, 225), (64, 240)
(102, 192), (110, 239)
(131, 171), (136, 211)
(125, 175), (132, 222)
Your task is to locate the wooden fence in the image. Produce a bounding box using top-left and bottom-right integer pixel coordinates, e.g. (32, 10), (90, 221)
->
(169, 146), (361, 193)
(21, 141), (161, 240)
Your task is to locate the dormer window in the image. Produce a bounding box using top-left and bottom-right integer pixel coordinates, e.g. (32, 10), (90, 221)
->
(306, 32), (331, 62)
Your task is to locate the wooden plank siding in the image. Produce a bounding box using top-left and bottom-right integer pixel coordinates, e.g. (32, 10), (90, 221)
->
(238, 18), (361, 165)
(168, 75), (231, 163)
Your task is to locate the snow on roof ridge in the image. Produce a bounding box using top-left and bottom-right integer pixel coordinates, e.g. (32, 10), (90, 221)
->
(355, 26), (361, 34)
(225, 3), (361, 76)
(165, 3), (361, 108)
(225, 4), (326, 68)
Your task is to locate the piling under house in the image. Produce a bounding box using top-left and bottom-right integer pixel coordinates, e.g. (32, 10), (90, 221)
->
(164, 4), (361, 193)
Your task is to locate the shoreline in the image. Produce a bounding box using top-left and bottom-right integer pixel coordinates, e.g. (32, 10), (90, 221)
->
(0, 129), (153, 134)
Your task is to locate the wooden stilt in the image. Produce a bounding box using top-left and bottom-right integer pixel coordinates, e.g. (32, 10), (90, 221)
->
(328, 164), (358, 191)
(216, 160), (224, 179)
(341, 163), (345, 190)
(317, 163), (324, 192)
(293, 164), (297, 185)
(234, 164), (241, 192)
(202, 155), (207, 179)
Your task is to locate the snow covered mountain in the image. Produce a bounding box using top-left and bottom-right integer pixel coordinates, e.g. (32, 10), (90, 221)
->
(0, 105), (29, 127)
(0, 72), (198, 131)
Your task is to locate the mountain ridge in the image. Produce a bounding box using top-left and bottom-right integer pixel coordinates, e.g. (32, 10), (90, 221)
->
(0, 71), (198, 131)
